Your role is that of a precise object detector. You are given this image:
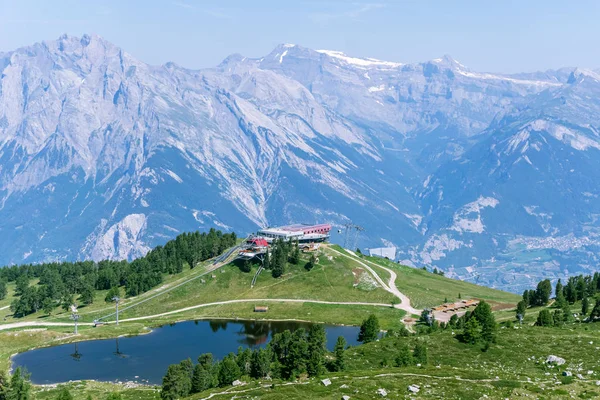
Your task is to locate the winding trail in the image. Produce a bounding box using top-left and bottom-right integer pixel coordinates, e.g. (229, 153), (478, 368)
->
(0, 321), (93, 331)
(0, 299), (395, 330)
(198, 372), (551, 399)
(117, 298), (394, 323)
(0, 245), (421, 331)
(327, 247), (421, 316)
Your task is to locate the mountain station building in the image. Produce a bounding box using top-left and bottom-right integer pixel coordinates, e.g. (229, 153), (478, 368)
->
(257, 223), (331, 243)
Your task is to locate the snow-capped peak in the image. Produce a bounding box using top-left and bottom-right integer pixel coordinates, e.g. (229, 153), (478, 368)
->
(567, 68), (600, 84)
(315, 49), (403, 69)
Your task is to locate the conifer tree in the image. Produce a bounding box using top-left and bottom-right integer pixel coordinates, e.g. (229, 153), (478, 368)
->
(516, 300), (527, 320)
(358, 314), (380, 343)
(582, 296), (590, 316)
(394, 343), (413, 367)
(332, 336), (347, 372)
(413, 342), (428, 365)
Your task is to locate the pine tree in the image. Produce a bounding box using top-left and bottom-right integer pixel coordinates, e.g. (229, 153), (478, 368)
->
(55, 387), (73, 400)
(461, 317), (481, 344)
(536, 309), (554, 327)
(590, 297), (600, 321)
(561, 300), (571, 323)
(7, 367), (31, 400)
(413, 342), (428, 365)
(394, 343), (413, 367)
(286, 329), (309, 378)
(250, 348), (271, 378)
(448, 314), (459, 328)
(0, 370), (9, 400)
(290, 242), (300, 265)
(79, 284), (95, 305)
(192, 365), (214, 393)
(306, 325), (326, 377)
(161, 362), (192, 400)
(555, 279), (563, 300)
(305, 253), (317, 271)
(236, 347), (252, 375)
(582, 296), (590, 315)
(332, 336), (347, 372)
(473, 301), (496, 343)
(358, 314), (380, 343)
(240, 260), (252, 273)
(565, 279), (578, 303)
(522, 290), (530, 306)
(217, 354), (242, 387)
(516, 300), (527, 320)
(105, 287), (120, 303)
(534, 279), (552, 306)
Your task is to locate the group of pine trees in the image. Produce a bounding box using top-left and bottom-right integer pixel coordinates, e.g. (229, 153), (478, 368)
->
(1, 229), (236, 317)
(160, 326), (347, 399)
(517, 273), (600, 327)
(242, 238), (311, 278)
(393, 341), (428, 367)
(457, 301), (497, 348)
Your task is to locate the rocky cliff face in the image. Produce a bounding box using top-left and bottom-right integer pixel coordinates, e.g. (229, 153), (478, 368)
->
(0, 34), (597, 292)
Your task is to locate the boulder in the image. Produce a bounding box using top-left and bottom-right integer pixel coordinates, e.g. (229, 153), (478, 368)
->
(321, 378), (332, 387)
(562, 371), (572, 377)
(546, 355), (565, 365)
(376, 388), (388, 397)
(408, 384), (420, 393)
(232, 380), (243, 386)
(342, 396), (350, 400)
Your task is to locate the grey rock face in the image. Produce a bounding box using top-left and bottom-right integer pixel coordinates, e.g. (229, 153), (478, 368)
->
(0, 35), (596, 293)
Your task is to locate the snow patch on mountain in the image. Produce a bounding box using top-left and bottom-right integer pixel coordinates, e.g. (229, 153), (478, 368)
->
(528, 120), (600, 151)
(315, 49), (403, 69)
(451, 196), (499, 234)
(419, 234), (471, 264)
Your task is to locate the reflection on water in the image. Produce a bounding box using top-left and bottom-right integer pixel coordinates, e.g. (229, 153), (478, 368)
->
(69, 343), (82, 362)
(12, 319), (360, 385)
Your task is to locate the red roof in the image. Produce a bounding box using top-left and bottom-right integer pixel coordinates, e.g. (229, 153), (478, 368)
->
(248, 238), (269, 247)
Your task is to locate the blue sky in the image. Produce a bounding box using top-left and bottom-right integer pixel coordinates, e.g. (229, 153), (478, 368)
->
(0, 0), (598, 73)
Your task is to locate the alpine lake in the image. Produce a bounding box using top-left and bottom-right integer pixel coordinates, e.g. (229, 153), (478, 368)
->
(11, 319), (360, 385)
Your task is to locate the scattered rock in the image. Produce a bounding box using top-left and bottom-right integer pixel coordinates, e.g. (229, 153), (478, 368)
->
(340, 384), (349, 389)
(408, 384), (420, 393)
(576, 374), (585, 380)
(546, 355), (565, 366)
(376, 388), (388, 397)
(322, 378), (332, 387)
(232, 380), (243, 386)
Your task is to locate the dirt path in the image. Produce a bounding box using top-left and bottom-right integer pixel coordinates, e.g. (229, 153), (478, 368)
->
(327, 247), (421, 316)
(0, 321), (93, 331)
(118, 298), (394, 323)
(198, 371), (551, 399)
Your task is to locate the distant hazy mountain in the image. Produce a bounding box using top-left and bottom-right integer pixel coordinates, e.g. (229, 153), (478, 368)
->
(0, 34), (596, 292)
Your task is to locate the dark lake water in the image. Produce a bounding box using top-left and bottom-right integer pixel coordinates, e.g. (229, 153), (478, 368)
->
(12, 319), (360, 385)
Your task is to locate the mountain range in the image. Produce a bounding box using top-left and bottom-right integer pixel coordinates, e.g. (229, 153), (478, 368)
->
(1, 33), (599, 292)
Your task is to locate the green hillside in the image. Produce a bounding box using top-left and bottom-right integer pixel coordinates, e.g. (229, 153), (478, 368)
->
(360, 252), (521, 308)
